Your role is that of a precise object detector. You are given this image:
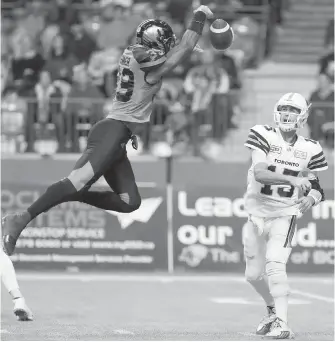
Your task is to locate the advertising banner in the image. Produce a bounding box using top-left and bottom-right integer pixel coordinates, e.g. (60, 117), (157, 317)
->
(173, 187), (334, 273)
(1, 183), (168, 271)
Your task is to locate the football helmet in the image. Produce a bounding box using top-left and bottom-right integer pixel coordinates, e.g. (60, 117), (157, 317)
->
(136, 19), (176, 54)
(273, 92), (311, 132)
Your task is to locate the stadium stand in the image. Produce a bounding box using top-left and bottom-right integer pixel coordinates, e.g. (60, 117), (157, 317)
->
(1, 0), (334, 160)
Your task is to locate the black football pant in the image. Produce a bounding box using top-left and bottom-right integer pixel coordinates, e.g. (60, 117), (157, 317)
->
(28, 118), (142, 217)
(68, 118), (141, 212)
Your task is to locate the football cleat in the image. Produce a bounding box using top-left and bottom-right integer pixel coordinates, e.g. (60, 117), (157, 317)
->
(13, 298), (33, 321)
(2, 213), (28, 256)
(266, 317), (295, 339)
(256, 305), (277, 335)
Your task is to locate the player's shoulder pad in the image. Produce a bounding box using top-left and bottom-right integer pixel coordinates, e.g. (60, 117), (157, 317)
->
(132, 44), (167, 72)
(244, 124), (273, 155)
(306, 139), (328, 172)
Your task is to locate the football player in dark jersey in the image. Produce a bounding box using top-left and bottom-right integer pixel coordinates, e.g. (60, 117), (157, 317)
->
(2, 5), (213, 256)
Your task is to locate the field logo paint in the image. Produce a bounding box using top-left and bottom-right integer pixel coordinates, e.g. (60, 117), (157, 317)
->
(179, 244), (208, 267)
(106, 197), (163, 229)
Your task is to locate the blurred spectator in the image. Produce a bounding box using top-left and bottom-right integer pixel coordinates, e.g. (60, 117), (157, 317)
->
(5, 12), (32, 60)
(1, 86), (27, 154)
(70, 18), (98, 63)
(46, 0), (79, 39)
(324, 19), (334, 53)
(66, 64), (104, 151)
(88, 47), (120, 97)
(40, 21), (62, 59)
(229, 16), (260, 68)
(308, 73), (334, 149)
(185, 49), (237, 128)
(44, 34), (79, 84)
(24, 70), (65, 152)
(166, 0), (192, 24)
(18, 1), (46, 47)
(78, 8), (102, 41)
(1, 59), (12, 94)
(319, 48), (334, 77)
(184, 50), (237, 154)
(1, 15), (15, 58)
(97, 0), (141, 50)
(11, 35), (45, 91)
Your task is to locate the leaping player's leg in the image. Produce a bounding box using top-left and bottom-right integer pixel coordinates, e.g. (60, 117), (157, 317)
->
(243, 218), (276, 335)
(0, 249), (33, 321)
(265, 216), (295, 339)
(78, 151), (141, 212)
(2, 119), (132, 255)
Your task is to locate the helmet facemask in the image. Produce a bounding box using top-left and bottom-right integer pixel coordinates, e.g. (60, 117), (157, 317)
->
(274, 103), (311, 132)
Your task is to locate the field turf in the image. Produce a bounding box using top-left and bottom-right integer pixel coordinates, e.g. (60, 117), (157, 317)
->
(1, 273), (333, 341)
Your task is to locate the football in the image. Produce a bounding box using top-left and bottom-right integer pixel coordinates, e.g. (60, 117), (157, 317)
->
(209, 19), (234, 51)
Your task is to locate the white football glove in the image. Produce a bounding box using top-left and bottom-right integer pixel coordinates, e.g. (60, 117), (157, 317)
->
(194, 5), (214, 19)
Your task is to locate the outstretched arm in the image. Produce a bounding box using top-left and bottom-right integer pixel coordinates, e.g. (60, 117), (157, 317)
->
(252, 149), (312, 194)
(252, 150), (295, 186)
(146, 5), (213, 84)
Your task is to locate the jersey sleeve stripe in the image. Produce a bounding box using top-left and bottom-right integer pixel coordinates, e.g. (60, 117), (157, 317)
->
(139, 55), (167, 68)
(246, 133), (270, 153)
(309, 162), (328, 171)
(244, 140), (268, 154)
(250, 129), (270, 149)
(310, 151), (324, 162)
(308, 156), (326, 168)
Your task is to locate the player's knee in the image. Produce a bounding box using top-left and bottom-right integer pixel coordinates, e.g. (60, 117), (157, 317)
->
(266, 261), (290, 297)
(245, 262), (264, 282)
(119, 192), (141, 213)
(131, 194), (141, 211)
(68, 163), (95, 191)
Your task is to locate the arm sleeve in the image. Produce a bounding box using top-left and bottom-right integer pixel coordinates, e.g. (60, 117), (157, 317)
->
(307, 143), (329, 171)
(244, 125), (271, 155)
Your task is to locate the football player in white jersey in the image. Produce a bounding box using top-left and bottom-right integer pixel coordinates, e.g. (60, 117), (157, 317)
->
(0, 241), (33, 320)
(243, 92), (327, 339)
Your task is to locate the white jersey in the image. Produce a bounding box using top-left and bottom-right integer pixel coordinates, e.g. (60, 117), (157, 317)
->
(244, 125), (328, 217)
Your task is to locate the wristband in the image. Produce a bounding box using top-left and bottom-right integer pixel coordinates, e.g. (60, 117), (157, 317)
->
(188, 11), (207, 35)
(307, 189), (322, 206)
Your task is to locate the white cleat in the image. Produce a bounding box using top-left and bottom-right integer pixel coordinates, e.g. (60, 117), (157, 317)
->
(266, 317), (295, 339)
(256, 306), (276, 335)
(13, 298), (33, 321)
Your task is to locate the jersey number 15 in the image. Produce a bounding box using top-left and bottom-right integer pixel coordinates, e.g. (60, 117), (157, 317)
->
(260, 166), (300, 198)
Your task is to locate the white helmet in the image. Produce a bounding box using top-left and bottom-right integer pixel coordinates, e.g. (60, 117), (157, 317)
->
(273, 92), (311, 132)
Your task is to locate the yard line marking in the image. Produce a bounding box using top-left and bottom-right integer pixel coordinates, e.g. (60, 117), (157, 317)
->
(291, 289), (334, 303)
(237, 332), (257, 337)
(113, 329), (135, 335)
(210, 297), (310, 305)
(17, 273), (333, 284)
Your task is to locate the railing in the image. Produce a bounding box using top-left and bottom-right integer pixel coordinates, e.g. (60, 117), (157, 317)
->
(2, 96), (333, 156)
(1, 94), (238, 155)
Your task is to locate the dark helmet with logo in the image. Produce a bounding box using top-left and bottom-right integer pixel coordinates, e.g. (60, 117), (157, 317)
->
(136, 19), (176, 54)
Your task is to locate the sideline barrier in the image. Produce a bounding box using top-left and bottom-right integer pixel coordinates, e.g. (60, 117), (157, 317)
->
(1, 158), (334, 273)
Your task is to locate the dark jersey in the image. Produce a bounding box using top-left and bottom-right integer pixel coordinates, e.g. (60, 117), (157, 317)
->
(107, 44), (167, 123)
